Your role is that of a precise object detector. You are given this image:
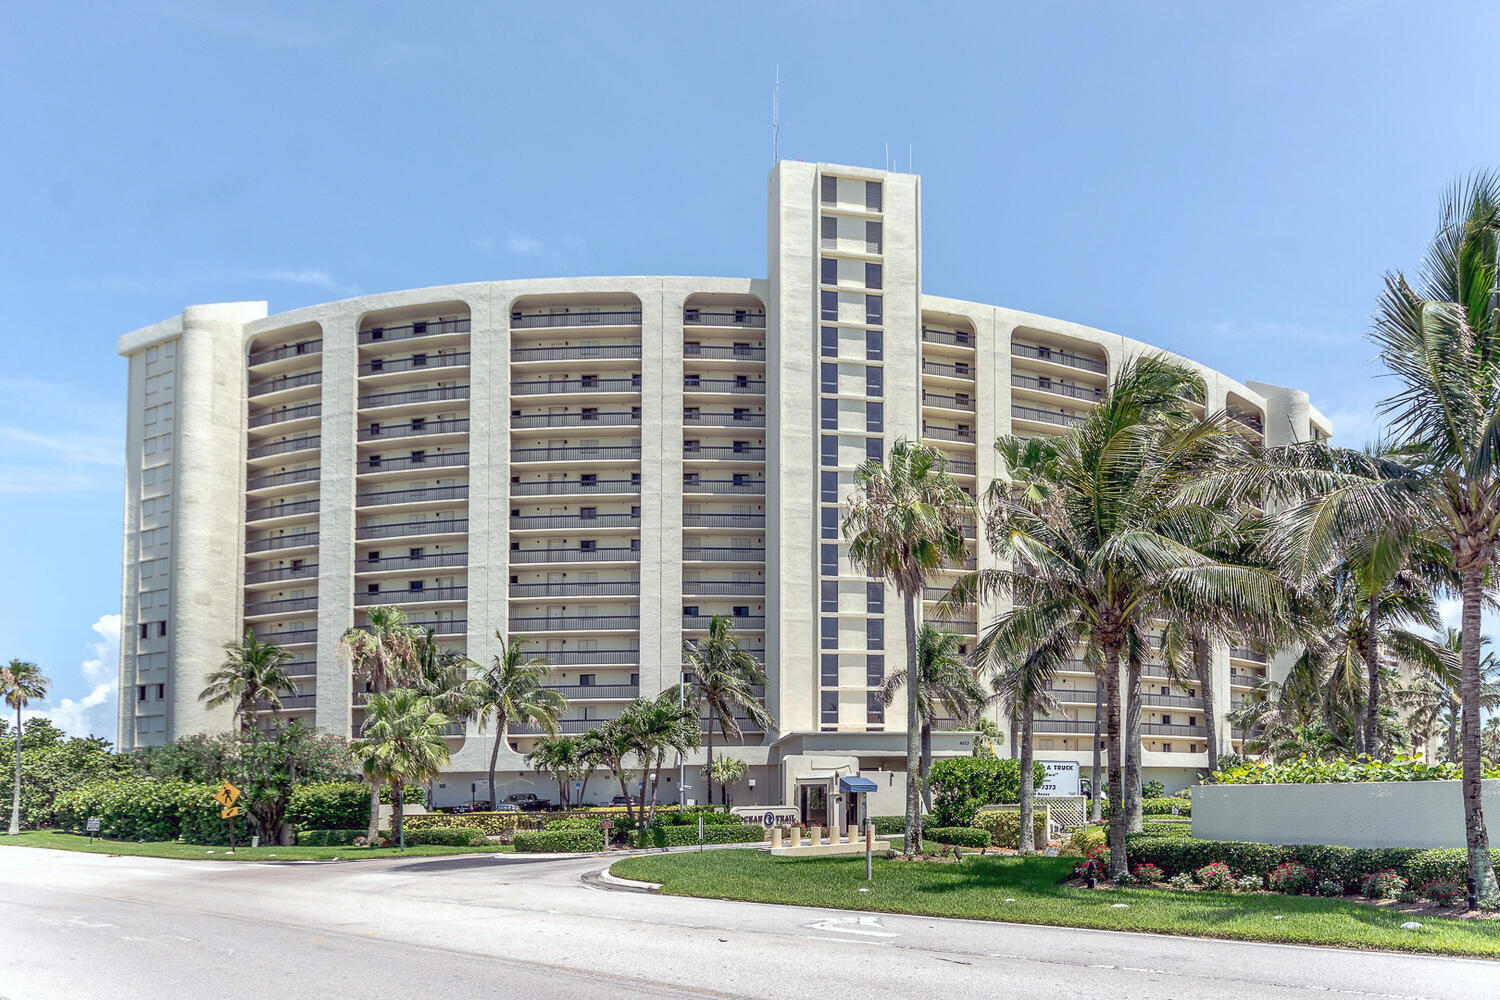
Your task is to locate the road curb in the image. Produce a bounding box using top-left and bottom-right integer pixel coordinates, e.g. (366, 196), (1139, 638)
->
(597, 865), (662, 892)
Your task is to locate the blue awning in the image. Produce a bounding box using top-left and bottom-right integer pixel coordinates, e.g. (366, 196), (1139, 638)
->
(839, 776), (879, 794)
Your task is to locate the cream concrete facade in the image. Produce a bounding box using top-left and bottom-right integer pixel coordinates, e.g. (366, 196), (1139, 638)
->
(116, 161), (1330, 807)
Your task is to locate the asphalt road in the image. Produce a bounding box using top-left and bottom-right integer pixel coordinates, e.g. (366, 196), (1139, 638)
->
(1, 845), (1494, 999)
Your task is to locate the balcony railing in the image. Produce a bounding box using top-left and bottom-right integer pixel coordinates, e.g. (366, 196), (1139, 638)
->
(1045, 685), (1100, 702)
(351, 619), (466, 636)
(1142, 693), (1205, 709)
(248, 434), (320, 460)
(512, 719), (606, 735)
(922, 424), (975, 443)
(358, 385), (470, 409)
(681, 546), (766, 561)
(359, 352), (469, 376)
(1032, 719), (1095, 735)
(541, 649), (640, 666)
(683, 412), (766, 428)
(1229, 672), (1268, 688)
(355, 518), (467, 540)
(1230, 647), (1268, 663)
(681, 580), (766, 596)
(922, 391), (975, 411)
(244, 563), (318, 585)
(1013, 403), (1085, 428)
(683, 311), (767, 328)
(357, 552), (467, 573)
(921, 328), (974, 348)
(283, 660), (317, 677)
(926, 617), (978, 635)
(355, 586), (467, 607)
(683, 615), (764, 629)
(248, 340), (321, 367)
(511, 513), (640, 530)
(683, 445), (767, 461)
(511, 615), (640, 631)
(359, 418), (468, 442)
(921, 360), (975, 379)
(356, 485), (469, 507)
(1011, 373), (1103, 402)
(511, 376), (642, 395)
(362, 452), (468, 473)
(511, 479), (641, 497)
(1143, 722), (1207, 737)
(511, 311), (642, 329)
(249, 370), (322, 397)
(244, 596), (319, 617)
(511, 411), (641, 429)
(511, 445), (642, 463)
(249, 402), (321, 428)
(682, 479), (766, 495)
(682, 513), (765, 528)
(1012, 342), (1108, 374)
(682, 344), (766, 361)
(245, 531), (319, 553)
(511, 345), (642, 362)
(544, 683), (641, 700)
(246, 498), (319, 522)
(358, 318), (470, 346)
(246, 467), (319, 491)
(255, 693), (318, 711)
(510, 581), (641, 598)
(683, 377), (766, 394)
(945, 458), (976, 475)
(257, 628), (317, 646)
(509, 547), (639, 564)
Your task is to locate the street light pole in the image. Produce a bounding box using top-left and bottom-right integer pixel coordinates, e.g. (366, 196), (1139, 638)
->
(679, 671), (687, 808)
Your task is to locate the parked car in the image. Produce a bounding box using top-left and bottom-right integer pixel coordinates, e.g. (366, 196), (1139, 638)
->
(609, 794), (639, 807)
(451, 800), (492, 814)
(504, 792), (552, 811)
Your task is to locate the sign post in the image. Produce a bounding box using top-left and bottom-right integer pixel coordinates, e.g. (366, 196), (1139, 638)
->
(865, 823), (873, 882)
(214, 781), (242, 853)
(698, 814), (704, 853)
(85, 816), (101, 842)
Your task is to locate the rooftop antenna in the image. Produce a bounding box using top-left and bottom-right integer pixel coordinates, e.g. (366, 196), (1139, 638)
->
(772, 66), (781, 163)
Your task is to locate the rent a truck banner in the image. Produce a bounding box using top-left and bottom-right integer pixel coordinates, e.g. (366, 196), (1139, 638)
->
(1038, 760), (1080, 797)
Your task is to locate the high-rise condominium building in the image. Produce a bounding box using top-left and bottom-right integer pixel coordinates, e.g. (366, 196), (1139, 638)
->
(116, 161), (1330, 810)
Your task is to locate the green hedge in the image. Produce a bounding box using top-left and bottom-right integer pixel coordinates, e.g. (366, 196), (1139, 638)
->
(926, 826), (990, 848)
(286, 782), (371, 831)
(1142, 797), (1191, 816)
(1141, 820), (1192, 838)
(1125, 836), (1467, 890)
(872, 815), (906, 835)
(296, 828), (366, 847)
(513, 828), (606, 853)
(631, 823), (766, 848)
(973, 807), (1049, 849)
(403, 826), (491, 847)
(54, 778), (251, 845)
(928, 757), (1048, 827)
(1210, 755), (1498, 785)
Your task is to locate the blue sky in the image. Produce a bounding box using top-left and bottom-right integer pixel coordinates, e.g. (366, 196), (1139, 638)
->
(3, 1), (1499, 739)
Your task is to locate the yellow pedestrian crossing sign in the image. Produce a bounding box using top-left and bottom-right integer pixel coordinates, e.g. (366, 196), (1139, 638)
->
(214, 782), (241, 808)
(221, 806), (240, 819)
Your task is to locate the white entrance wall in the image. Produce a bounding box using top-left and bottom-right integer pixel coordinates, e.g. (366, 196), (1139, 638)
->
(1194, 779), (1500, 849)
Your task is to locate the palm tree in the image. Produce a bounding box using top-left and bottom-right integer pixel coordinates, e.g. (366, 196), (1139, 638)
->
(593, 717), (640, 827)
(413, 628), (481, 725)
(678, 615), (774, 805)
(986, 645), (1062, 852)
(844, 438), (973, 855)
(526, 735), (583, 809)
(199, 630), (296, 734)
(350, 689), (451, 850)
(617, 695), (700, 826)
(3, 660), (48, 836)
(471, 633), (565, 814)
(879, 624), (991, 810)
(341, 606), (426, 835)
(1433, 628), (1500, 764)
(705, 756), (748, 805)
(574, 726), (613, 807)
(951, 358), (1283, 876)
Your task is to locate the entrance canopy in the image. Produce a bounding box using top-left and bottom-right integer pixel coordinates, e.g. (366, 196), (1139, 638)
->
(839, 776), (879, 794)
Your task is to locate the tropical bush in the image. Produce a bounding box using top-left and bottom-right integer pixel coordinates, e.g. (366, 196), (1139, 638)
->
(1209, 755), (1497, 785)
(286, 782), (372, 831)
(1125, 835), (1441, 890)
(54, 778), (251, 844)
(1234, 874), (1263, 892)
(1133, 862), (1164, 882)
(872, 815), (905, 836)
(1266, 862), (1315, 894)
(1195, 862), (1235, 890)
(1315, 878), (1344, 897)
(926, 826), (990, 848)
(0, 719), (133, 829)
(1068, 826), (1105, 853)
(1421, 879), (1465, 906)
(631, 823), (765, 848)
(296, 828), (366, 847)
(512, 828), (606, 853)
(1141, 797), (1191, 816)
(972, 807), (1049, 849)
(1362, 869), (1408, 899)
(1140, 821), (1192, 838)
(927, 757), (1047, 827)
(1073, 844), (1109, 878)
(403, 826), (490, 847)
(1167, 872), (1194, 890)
(1141, 780), (1166, 799)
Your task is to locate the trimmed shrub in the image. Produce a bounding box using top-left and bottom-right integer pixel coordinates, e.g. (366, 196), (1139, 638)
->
(927, 757), (1047, 828)
(404, 826), (490, 847)
(1362, 869), (1407, 899)
(1266, 862), (1315, 894)
(513, 828), (606, 853)
(1068, 826), (1105, 854)
(1210, 754), (1498, 785)
(1195, 862), (1234, 890)
(296, 828), (365, 847)
(1125, 836), (1430, 890)
(927, 826), (990, 848)
(1422, 879), (1464, 906)
(973, 808), (1049, 849)
(1234, 874), (1263, 892)
(631, 823), (765, 849)
(1141, 797), (1191, 817)
(1141, 821), (1192, 838)
(1315, 878), (1343, 897)
(1406, 848), (1467, 887)
(1167, 872), (1194, 890)
(1133, 862), (1164, 882)
(872, 815), (906, 836)
(54, 778), (251, 845)
(287, 783), (372, 831)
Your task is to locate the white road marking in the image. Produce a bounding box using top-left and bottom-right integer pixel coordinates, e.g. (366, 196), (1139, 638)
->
(803, 916), (896, 937)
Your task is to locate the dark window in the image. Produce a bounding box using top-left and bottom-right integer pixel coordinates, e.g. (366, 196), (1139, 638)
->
(411, 417), (425, 431)
(866, 582), (883, 613)
(821, 580), (838, 612)
(867, 691), (884, 724)
(821, 257), (838, 286)
(683, 605), (699, 617)
(408, 547), (423, 558)
(579, 674), (595, 687)
(580, 539), (597, 551)
(368, 583), (380, 594)
(408, 580), (424, 592)
(820, 215), (837, 248)
(865, 262), (882, 290)
(866, 220), (882, 253)
(579, 507), (597, 520)
(821, 544), (838, 576)
(865, 295), (882, 325)
(821, 692), (839, 725)
(821, 434), (838, 466)
(157, 621), (167, 637)
(821, 654), (839, 685)
(411, 353), (427, 367)
(139, 623), (148, 639)
(866, 655), (885, 686)
(866, 618), (884, 650)
(866, 329), (883, 361)
(821, 175), (837, 205)
(866, 366), (883, 397)
(581, 473), (597, 486)
(865, 438), (883, 461)
(368, 422), (381, 436)
(137, 685), (147, 702)
(865, 180), (882, 212)
(821, 616), (838, 650)
(733, 606), (749, 617)
(821, 325), (838, 358)
(409, 450), (425, 464)
(821, 470), (839, 503)
(821, 398), (838, 430)
(581, 407), (598, 421)
(821, 507), (839, 539)
(821, 363), (838, 393)
(820, 290), (838, 321)
(866, 401), (883, 432)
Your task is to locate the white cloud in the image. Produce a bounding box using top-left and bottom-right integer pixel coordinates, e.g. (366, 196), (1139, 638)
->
(506, 233), (547, 256)
(23, 614), (121, 741)
(0, 378), (122, 494)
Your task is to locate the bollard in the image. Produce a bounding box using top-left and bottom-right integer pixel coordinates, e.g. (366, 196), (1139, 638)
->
(790, 826), (802, 848)
(810, 825), (822, 845)
(771, 827), (783, 849)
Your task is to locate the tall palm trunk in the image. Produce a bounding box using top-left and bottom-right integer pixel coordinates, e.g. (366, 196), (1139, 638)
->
(392, 780), (405, 851)
(9, 704), (22, 836)
(367, 782), (381, 840)
(1194, 637), (1219, 775)
(1103, 643), (1127, 877)
(902, 590), (923, 855)
(920, 722), (933, 812)
(1448, 693), (1460, 765)
(487, 710), (507, 816)
(706, 706), (716, 806)
(1364, 594), (1382, 759)
(1459, 566), (1497, 907)
(647, 752), (664, 826)
(1125, 656), (1143, 834)
(1090, 683), (1103, 823)
(1009, 704), (1019, 759)
(1018, 708), (1036, 852)
(615, 766), (637, 827)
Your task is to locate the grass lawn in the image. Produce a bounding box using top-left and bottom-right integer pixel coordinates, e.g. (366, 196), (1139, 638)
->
(1, 831), (513, 862)
(611, 849), (1500, 958)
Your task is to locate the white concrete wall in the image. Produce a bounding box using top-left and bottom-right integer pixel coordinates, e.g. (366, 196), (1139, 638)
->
(1194, 780), (1500, 849)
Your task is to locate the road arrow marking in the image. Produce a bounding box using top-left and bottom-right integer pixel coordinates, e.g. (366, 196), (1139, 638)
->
(803, 916), (897, 937)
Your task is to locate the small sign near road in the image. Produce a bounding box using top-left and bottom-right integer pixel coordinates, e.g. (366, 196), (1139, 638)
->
(85, 816), (101, 841)
(221, 806), (240, 820)
(213, 781), (242, 809)
(599, 819), (614, 831)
